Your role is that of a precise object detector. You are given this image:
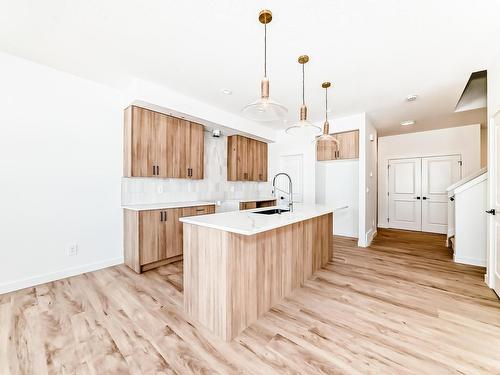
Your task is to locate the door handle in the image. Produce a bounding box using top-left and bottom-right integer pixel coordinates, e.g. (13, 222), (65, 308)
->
(486, 209), (496, 215)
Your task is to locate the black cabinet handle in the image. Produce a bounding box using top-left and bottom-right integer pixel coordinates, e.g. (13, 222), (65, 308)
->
(163, 211), (167, 221)
(160, 211), (163, 221)
(153, 165), (156, 176)
(414, 196), (421, 200)
(486, 209), (496, 215)
(156, 166), (159, 175)
(422, 197), (428, 200)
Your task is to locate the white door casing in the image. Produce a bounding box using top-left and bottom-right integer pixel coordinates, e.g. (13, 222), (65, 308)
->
(388, 158), (422, 231)
(421, 155), (462, 234)
(489, 111), (500, 296)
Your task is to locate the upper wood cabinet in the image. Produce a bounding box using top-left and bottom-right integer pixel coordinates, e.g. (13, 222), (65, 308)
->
(227, 135), (268, 182)
(316, 129), (359, 161)
(124, 106), (204, 179)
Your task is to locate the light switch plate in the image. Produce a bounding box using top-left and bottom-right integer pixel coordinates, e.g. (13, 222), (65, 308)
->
(67, 243), (78, 256)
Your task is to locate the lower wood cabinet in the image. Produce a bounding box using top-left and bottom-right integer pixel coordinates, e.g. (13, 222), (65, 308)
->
(124, 204), (215, 273)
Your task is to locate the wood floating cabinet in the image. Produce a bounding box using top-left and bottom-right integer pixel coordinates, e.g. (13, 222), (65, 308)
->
(317, 129), (359, 161)
(239, 199), (276, 210)
(124, 204), (215, 273)
(123, 105), (204, 179)
(227, 135), (268, 181)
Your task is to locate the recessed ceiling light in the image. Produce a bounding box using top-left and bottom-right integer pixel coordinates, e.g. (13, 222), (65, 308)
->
(221, 89), (232, 95)
(406, 94), (418, 102)
(400, 120), (415, 126)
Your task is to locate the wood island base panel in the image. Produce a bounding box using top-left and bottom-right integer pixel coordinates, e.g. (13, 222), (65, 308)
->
(183, 213), (333, 341)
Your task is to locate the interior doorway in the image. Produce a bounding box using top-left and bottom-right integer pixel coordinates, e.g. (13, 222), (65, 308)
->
(388, 155), (462, 233)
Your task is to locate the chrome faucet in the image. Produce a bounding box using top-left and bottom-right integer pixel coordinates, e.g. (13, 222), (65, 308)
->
(272, 173), (294, 212)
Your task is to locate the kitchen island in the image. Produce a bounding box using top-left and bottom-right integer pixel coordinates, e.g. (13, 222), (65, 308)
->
(180, 204), (334, 341)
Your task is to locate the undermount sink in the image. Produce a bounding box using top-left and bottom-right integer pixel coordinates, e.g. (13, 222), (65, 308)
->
(253, 208), (290, 215)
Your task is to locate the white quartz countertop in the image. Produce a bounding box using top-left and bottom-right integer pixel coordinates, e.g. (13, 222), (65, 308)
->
(122, 201), (216, 211)
(180, 204), (336, 235)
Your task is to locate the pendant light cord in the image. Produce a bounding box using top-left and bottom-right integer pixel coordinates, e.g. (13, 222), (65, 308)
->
(302, 63), (305, 105)
(325, 86), (328, 121)
(264, 23), (267, 78)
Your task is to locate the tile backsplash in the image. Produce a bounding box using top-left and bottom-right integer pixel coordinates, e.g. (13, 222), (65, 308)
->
(121, 134), (272, 205)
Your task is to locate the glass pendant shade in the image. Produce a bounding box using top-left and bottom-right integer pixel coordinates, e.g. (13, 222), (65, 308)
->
(313, 81), (339, 145)
(314, 120), (340, 144)
(285, 56), (321, 137)
(242, 78), (288, 122)
(242, 10), (287, 122)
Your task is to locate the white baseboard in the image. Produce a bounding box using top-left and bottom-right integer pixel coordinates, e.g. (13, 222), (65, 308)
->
(358, 228), (377, 248)
(0, 257), (124, 295)
(454, 255), (486, 267)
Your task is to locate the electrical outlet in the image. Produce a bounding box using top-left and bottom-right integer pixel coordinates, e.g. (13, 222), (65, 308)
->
(67, 243), (78, 256)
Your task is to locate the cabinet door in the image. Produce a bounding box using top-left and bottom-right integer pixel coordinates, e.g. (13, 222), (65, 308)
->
(131, 107), (157, 177)
(166, 208), (182, 258)
(260, 141), (268, 181)
(167, 117), (188, 178)
(248, 139), (257, 181)
(154, 112), (169, 177)
(337, 130), (359, 159)
(237, 136), (249, 180)
(139, 210), (162, 265)
(187, 122), (204, 179)
(227, 136), (238, 181)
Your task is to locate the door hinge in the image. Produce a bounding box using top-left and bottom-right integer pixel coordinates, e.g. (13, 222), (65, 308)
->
(458, 161), (463, 166)
(387, 217), (390, 222)
(387, 164), (390, 169)
(387, 192), (389, 196)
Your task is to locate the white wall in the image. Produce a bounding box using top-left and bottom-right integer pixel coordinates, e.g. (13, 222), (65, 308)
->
(0, 52), (124, 293)
(377, 124), (481, 227)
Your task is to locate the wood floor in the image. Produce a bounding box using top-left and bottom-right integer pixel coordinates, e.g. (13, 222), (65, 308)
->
(1, 229), (500, 374)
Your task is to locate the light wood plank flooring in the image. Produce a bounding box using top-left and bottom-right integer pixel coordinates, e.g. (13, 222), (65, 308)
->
(1, 229), (499, 374)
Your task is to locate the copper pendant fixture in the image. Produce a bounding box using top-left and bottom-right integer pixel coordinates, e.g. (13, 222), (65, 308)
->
(314, 81), (340, 145)
(242, 10), (288, 122)
(285, 55), (321, 136)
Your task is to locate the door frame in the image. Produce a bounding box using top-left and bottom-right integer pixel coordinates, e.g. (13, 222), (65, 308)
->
(386, 153), (462, 232)
(487, 110), (499, 291)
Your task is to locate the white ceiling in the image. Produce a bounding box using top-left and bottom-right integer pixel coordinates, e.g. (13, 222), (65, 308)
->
(1, 0), (499, 136)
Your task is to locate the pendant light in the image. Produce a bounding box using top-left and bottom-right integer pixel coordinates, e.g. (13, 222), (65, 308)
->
(285, 55), (322, 136)
(242, 10), (287, 122)
(313, 81), (340, 145)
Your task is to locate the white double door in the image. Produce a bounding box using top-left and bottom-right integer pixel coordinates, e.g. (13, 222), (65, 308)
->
(388, 155), (462, 234)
